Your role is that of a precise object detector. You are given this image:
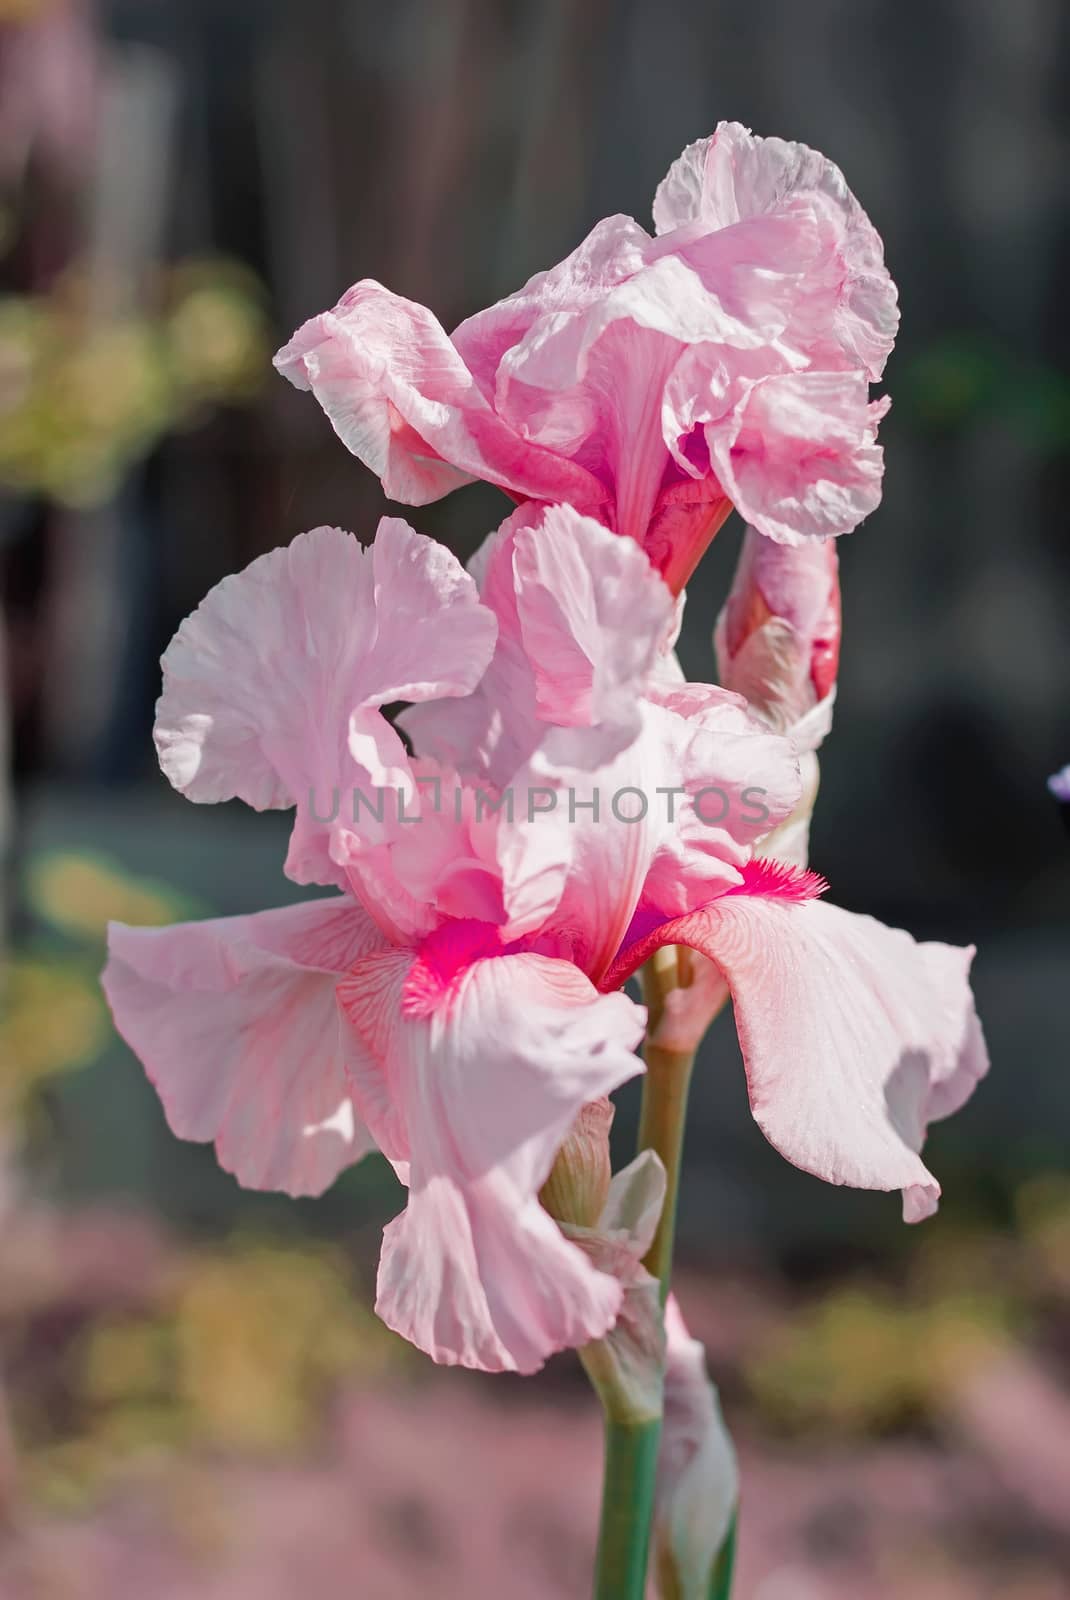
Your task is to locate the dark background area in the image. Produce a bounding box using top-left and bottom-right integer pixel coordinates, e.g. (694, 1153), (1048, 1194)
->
(1, 2), (1067, 1596)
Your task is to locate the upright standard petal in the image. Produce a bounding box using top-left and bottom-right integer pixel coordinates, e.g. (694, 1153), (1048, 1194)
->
(153, 520), (496, 885)
(607, 879), (988, 1218)
(653, 120), (899, 380)
(102, 897), (386, 1197)
(338, 944), (646, 1372)
(277, 137), (897, 579)
(402, 503), (677, 784)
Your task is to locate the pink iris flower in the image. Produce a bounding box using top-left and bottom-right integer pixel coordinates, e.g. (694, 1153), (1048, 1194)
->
(274, 122), (897, 594)
(103, 505), (985, 1375)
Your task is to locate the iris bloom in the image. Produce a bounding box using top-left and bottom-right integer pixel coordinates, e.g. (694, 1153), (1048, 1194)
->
(104, 503), (984, 1374)
(274, 122), (898, 594)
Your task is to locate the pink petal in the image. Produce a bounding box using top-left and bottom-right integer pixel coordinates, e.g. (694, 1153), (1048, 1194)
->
(608, 895), (988, 1217)
(498, 691), (801, 980)
(513, 504), (674, 731)
(338, 947), (646, 1372)
(331, 759), (509, 947)
(102, 897), (386, 1197)
(491, 226), (809, 555)
(401, 502), (677, 787)
(452, 213), (651, 382)
(706, 371), (887, 545)
(399, 503), (544, 784)
(154, 520), (495, 887)
(275, 280), (605, 508)
(653, 120), (898, 379)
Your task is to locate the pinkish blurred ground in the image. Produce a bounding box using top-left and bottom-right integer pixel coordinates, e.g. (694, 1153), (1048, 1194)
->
(0, 1365), (1068, 1599)
(0, 1192), (1068, 1599)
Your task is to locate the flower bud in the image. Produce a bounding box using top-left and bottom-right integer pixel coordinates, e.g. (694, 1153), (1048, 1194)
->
(539, 1097), (614, 1228)
(716, 529), (841, 870)
(655, 1296), (738, 1599)
(564, 1151), (667, 1424)
(715, 528), (840, 735)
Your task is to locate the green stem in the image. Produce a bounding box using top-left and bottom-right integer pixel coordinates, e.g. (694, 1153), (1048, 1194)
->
(587, 948), (702, 1599)
(592, 1416), (661, 1600)
(639, 952), (698, 1303)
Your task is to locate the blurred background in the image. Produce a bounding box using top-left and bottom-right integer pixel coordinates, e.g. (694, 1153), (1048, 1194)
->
(0, 0), (1067, 1595)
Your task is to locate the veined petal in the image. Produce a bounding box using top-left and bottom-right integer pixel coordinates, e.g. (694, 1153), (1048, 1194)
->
(338, 948), (646, 1372)
(275, 280), (605, 508)
(513, 504), (674, 736)
(706, 371), (888, 545)
(102, 897), (386, 1197)
(154, 520), (495, 887)
(607, 891), (988, 1217)
(653, 120), (898, 379)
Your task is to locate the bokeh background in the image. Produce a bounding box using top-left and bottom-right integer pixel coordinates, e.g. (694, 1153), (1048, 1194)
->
(1, 1), (1068, 1596)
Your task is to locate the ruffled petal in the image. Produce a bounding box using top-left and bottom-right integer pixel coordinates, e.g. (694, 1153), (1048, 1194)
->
(653, 120), (898, 379)
(102, 897), (386, 1197)
(706, 372), (887, 545)
(513, 503), (674, 732)
(275, 280), (605, 508)
(493, 231), (808, 552)
(607, 893), (988, 1217)
(401, 502), (676, 786)
(154, 520), (495, 887)
(337, 947), (646, 1372)
(452, 214), (651, 383)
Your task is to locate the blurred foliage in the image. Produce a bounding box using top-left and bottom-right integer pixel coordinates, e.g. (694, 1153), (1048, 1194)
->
(19, 1239), (403, 1510)
(746, 1181), (1070, 1436)
(901, 333), (1070, 449)
(1014, 1173), (1070, 1299)
(747, 1285), (1011, 1435)
(3, 851), (200, 1117)
(2, 850), (405, 1510)
(27, 848), (202, 941)
(0, 258), (270, 507)
(0, 954), (106, 1111)
(0, 0), (53, 19)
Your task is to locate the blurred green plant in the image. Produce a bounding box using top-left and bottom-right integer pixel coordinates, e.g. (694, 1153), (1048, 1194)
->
(2, 851), (201, 1117)
(0, 258), (270, 507)
(901, 332), (1070, 450)
(26, 848), (202, 941)
(745, 1176), (1070, 1440)
(739, 1179), (1070, 1440)
(746, 1283), (1013, 1435)
(21, 1239), (403, 1510)
(0, 955), (107, 1111)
